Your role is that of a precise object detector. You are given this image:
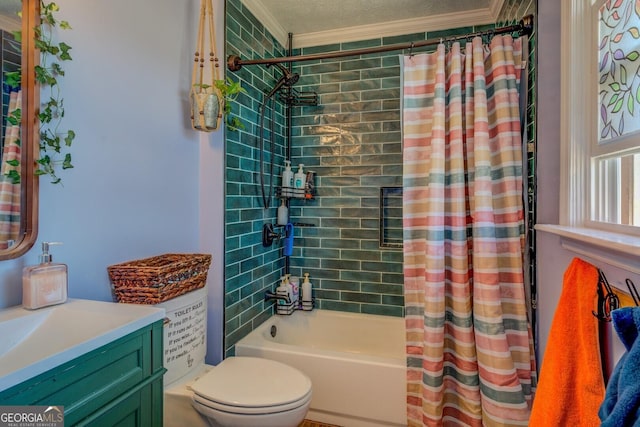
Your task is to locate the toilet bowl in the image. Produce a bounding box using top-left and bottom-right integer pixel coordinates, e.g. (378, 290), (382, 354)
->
(191, 357), (312, 427)
(160, 288), (312, 427)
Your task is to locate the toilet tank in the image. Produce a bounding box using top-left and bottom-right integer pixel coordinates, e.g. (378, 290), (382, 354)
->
(157, 287), (208, 386)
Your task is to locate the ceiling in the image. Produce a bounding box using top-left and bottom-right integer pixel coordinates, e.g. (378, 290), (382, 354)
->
(241, 0), (505, 48)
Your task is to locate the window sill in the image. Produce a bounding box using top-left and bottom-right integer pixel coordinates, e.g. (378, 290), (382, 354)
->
(535, 224), (640, 274)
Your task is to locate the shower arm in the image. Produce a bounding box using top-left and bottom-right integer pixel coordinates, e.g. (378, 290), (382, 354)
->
(228, 15), (534, 71)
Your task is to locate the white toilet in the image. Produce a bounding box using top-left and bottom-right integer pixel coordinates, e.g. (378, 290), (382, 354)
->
(160, 287), (312, 427)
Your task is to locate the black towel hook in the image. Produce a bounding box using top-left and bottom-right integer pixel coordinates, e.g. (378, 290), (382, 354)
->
(593, 269), (619, 322)
(625, 278), (640, 306)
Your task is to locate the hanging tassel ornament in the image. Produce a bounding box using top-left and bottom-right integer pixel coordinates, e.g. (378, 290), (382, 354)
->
(190, 0), (223, 132)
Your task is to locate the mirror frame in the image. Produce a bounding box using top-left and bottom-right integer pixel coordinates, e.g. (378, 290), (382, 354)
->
(0, 0), (39, 260)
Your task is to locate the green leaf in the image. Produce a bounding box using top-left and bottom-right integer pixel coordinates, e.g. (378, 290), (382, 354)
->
(635, 85), (640, 103)
(59, 20), (72, 30)
(6, 160), (20, 167)
(609, 93), (621, 106)
(65, 130), (75, 146)
(5, 170), (20, 185)
(58, 42), (72, 61)
(62, 153), (73, 169)
(627, 50), (640, 61)
(628, 94), (635, 115)
(613, 97), (625, 113)
(610, 82), (622, 91)
(4, 71), (21, 88)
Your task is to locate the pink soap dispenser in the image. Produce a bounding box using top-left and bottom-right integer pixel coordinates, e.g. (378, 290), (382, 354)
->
(22, 242), (68, 310)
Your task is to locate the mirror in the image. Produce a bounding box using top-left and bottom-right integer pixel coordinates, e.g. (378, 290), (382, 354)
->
(0, 0), (38, 260)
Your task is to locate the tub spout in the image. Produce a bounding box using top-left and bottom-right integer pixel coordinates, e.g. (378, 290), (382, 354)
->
(265, 290), (290, 304)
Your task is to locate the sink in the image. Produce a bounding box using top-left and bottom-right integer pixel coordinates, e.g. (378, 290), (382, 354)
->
(0, 299), (165, 392)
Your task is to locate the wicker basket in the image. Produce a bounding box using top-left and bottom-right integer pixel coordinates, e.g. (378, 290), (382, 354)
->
(108, 253), (212, 304)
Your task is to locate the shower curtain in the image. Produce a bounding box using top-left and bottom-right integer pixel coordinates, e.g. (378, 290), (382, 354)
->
(402, 36), (535, 426)
(0, 90), (22, 249)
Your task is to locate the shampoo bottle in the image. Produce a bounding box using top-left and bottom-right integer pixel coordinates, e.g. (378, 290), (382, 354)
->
(301, 273), (313, 311)
(23, 242), (68, 310)
(276, 276), (290, 315)
(294, 164), (305, 198)
(277, 199), (288, 226)
(289, 274), (300, 308)
(281, 160), (293, 197)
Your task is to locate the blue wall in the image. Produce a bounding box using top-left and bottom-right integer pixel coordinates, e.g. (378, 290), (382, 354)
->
(0, 0), (226, 364)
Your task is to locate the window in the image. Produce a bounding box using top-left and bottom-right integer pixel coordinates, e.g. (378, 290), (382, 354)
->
(559, 0), (640, 239)
(594, 0), (640, 228)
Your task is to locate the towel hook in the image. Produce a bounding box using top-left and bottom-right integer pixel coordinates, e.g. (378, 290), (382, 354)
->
(409, 42), (415, 58)
(593, 269), (619, 322)
(626, 278), (640, 306)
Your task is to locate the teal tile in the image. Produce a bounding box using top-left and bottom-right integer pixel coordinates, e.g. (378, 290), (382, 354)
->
(341, 80), (381, 93)
(342, 292), (381, 304)
(362, 261), (403, 274)
(341, 250), (381, 261)
(320, 300), (361, 313)
(362, 282), (403, 295)
(341, 58), (382, 71)
(342, 228), (378, 240)
(314, 289), (341, 300)
(322, 259), (360, 270)
(340, 270), (382, 283)
(321, 238), (360, 250)
(321, 280), (360, 291)
(361, 304), (403, 317)
(321, 70), (362, 83)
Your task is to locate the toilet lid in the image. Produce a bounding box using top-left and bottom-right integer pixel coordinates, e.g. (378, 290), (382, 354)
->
(191, 357), (312, 408)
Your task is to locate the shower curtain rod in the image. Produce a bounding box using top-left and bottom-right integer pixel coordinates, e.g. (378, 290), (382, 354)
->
(227, 15), (534, 71)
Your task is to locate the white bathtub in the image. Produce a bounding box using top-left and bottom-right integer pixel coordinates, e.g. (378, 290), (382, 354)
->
(235, 309), (406, 427)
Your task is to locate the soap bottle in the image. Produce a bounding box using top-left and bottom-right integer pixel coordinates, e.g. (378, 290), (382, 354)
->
(289, 275), (300, 308)
(276, 276), (290, 315)
(277, 199), (288, 226)
(294, 164), (305, 198)
(281, 160), (293, 197)
(301, 273), (313, 311)
(23, 242), (68, 310)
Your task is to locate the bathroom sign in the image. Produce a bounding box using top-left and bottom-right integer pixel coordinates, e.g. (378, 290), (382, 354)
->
(0, 406), (64, 427)
(163, 298), (207, 384)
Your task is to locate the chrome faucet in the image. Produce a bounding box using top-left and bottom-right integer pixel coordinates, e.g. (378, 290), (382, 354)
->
(264, 290), (290, 304)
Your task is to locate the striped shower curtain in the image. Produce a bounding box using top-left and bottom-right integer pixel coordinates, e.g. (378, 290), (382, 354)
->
(402, 36), (536, 426)
(0, 90), (22, 249)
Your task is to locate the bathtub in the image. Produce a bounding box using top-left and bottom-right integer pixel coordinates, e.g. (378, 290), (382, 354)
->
(235, 309), (406, 427)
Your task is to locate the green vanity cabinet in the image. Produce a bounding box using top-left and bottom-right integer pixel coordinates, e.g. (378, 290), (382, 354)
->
(0, 320), (165, 426)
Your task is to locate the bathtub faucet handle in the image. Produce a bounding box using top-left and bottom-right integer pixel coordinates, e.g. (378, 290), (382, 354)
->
(264, 290), (290, 304)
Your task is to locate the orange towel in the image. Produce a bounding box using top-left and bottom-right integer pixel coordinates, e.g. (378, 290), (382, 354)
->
(529, 257), (605, 426)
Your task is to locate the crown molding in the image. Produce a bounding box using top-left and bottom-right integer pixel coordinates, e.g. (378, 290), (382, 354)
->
(489, 0), (506, 20)
(240, 0), (289, 47)
(240, 1), (502, 50)
(292, 9), (495, 48)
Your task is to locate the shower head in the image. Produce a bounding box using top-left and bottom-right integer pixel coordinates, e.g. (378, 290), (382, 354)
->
(271, 63), (299, 86)
(265, 63), (300, 99)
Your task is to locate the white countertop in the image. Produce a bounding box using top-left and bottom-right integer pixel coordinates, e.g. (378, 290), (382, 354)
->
(0, 299), (165, 392)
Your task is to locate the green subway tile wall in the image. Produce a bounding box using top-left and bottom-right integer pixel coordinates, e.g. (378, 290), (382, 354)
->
(224, 0), (535, 355)
(225, 0), (288, 356)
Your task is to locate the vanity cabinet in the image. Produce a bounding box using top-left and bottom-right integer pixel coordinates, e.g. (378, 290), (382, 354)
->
(0, 320), (165, 426)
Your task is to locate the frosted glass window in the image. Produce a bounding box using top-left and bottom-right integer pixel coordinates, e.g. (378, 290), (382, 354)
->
(598, 0), (640, 141)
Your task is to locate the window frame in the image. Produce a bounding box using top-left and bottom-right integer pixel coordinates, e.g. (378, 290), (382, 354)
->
(561, 0), (640, 236)
(537, 0), (640, 270)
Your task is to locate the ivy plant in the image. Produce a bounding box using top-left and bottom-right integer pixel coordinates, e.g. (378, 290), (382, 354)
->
(214, 77), (247, 131)
(3, 1), (75, 184)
